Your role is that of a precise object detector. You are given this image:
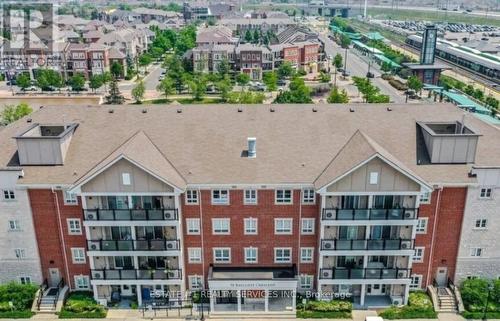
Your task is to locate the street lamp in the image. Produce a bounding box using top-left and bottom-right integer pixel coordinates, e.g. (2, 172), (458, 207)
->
(343, 46), (348, 78)
(482, 283), (494, 321)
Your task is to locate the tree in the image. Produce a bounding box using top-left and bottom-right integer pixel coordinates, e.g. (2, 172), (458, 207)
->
(138, 54), (153, 73)
(277, 62), (294, 80)
(319, 71), (330, 83)
(188, 76), (207, 101)
(68, 73), (86, 91)
(333, 54), (343, 70)
(36, 69), (63, 91)
(16, 73), (31, 90)
(216, 59), (230, 78)
(236, 73), (250, 88)
(164, 55), (186, 94)
(253, 29), (260, 44)
(1, 103), (32, 125)
(157, 77), (175, 101)
(274, 77), (312, 104)
(131, 80), (146, 103)
(485, 96), (499, 110)
(244, 30), (253, 43)
(110, 62), (124, 79)
(327, 86), (349, 103)
(263, 71), (278, 91)
(89, 74), (103, 92)
(105, 78), (124, 104)
(216, 77), (233, 102)
(175, 25), (196, 54)
(340, 34), (351, 49)
(381, 62), (392, 74)
(407, 75), (423, 95)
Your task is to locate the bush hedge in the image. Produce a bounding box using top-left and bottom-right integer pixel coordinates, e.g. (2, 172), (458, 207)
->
(0, 282), (38, 318)
(379, 292), (437, 320)
(59, 292), (106, 319)
(460, 278), (500, 317)
(0, 310), (34, 319)
(297, 300), (352, 319)
(388, 79), (408, 91)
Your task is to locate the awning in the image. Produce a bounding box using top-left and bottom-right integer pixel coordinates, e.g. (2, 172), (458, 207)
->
(373, 54), (401, 68)
(441, 90), (492, 115)
(352, 40), (383, 55)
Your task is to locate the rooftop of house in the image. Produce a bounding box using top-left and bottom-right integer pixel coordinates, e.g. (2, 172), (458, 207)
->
(1, 104), (499, 188)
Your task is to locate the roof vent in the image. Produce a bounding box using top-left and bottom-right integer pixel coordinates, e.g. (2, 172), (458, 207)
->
(142, 109), (147, 113)
(237, 107), (243, 112)
(26, 118), (32, 123)
(108, 109), (114, 113)
(247, 137), (256, 158)
(387, 107), (392, 111)
(312, 107), (318, 112)
(349, 108), (355, 112)
(177, 109), (182, 113)
(270, 107), (275, 112)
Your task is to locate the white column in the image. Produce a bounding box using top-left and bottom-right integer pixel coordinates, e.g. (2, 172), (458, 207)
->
(92, 284), (99, 301)
(133, 256), (139, 269)
(367, 195), (373, 208)
(365, 225), (371, 239)
(127, 195), (133, 209)
(210, 290), (215, 313)
(237, 290), (242, 312)
(363, 255), (368, 268)
(264, 290), (269, 312)
(292, 289), (296, 311)
(360, 284), (366, 306)
(137, 285), (143, 306)
(403, 284), (410, 305)
(104, 258), (110, 269)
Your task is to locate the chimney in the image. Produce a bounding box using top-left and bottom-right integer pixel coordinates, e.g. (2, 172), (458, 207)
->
(247, 137), (256, 158)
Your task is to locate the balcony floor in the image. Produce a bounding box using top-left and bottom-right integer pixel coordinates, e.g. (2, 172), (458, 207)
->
(353, 295), (393, 309)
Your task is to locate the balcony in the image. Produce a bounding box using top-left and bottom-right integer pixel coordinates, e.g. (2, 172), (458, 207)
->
(91, 269), (182, 280)
(319, 268), (411, 280)
(87, 240), (180, 251)
(320, 239), (414, 251)
(321, 208), (418, 221)
(83, 209), (178, 221)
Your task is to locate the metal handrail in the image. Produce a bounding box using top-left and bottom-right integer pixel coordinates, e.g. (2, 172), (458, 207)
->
(319, 267), (412, 279)
(321, 207), (418, 220)
(36, 279), (48, 310)
(91, 269), (182, 280)
(52, 278), (65, 309)
(320, 238), (415, 250)
(87, 239), (180, 251)
(83, 208), (178, 221)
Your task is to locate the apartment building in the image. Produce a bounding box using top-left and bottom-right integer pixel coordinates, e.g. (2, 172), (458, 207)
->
(219, 17), (296, 35)
(0, 104), (498, 313)
(65, 43), (126, 79)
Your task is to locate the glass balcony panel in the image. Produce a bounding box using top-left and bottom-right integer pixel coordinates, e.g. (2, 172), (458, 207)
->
(137, 270), (151, 279)
(135, 240), (149, 250)
(365, 268), (381, 279)
(153, 270), (167, 279)
(388, 209), (403, 219)
(150, 240), (166, 250)
(370, 209), (387, 219)
(105, 270), (121, 280)
(352, 240), (366, 250)
(333, 269), (349, 279)
(367, 240), (384, 250)
(167, 270), (181, 279)
(382, 269), (397, 279)
(121, 270), (137, 279)
(354, 209), (369, 220)
(131, 210), (147, 220)
(117, 240), (133, 250)
(385, 240), (401, 250)
(101, 241), (117, 251)
(350, 268), (365, 279)
(99, 210), (114, 220)
(114, 210), (130, 220)
(336, 240), (351, 250)
(148, 210), (163, 220)
(338, 209), (353, 220)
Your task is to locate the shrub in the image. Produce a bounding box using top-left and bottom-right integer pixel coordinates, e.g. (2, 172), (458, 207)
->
(297, 299), (352, 319)
(0, 283), (38, 311)
(59, 292), (106, 319)
(0, 310), (35, 318)
(381, 74), (393, 80)
(460, 278), (500, 313)
(388, 79), (408, 91)
(379, 292), (436, 320)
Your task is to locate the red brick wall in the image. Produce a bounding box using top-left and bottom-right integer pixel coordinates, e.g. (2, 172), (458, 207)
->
(412, 187), (466, 287)
(182, 189), (319, 288)
(28, 189), (89, 289)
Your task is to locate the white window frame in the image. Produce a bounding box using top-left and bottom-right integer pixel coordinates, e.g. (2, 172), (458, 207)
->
(188, 248), (202, 263)
(19, 276), (32, 284)
(416, 218), (428, 234)
(8, 220), (21, 231)
(413, 247), (424, 262)
(244, 247), (258, 264)
(188, 275), (203, 290)
(74, 275), (90, 290)
(301, 189), (315, 204)
(14, 248), (26, 259)
(244, 218), (258, 235)
(185, 190), (199, 205)
(300, 247), (314, 263)
(275, 189), (293, 204)
(420, 191), (431, 204)
(2, 189), (16, 201)
(244, 189), (258, 205)
(275, 218), (293, 235)
(186, 218), (201, 235)
(67, 219), (82, 235)
(369, 172), (379, 185)
(121, 173), (131, 185)
(274, 247), (292, 263)
(301, 218), (315, 235)
(71, 248), (86, 264)
(64, 190), (78, 205)
(474, 219), (487, 229)
(299, 274), (313, 289)
(212, 218), (230, 235)
(410, 274), (423, 290)
(213, 248), (231, 263)
(211, 189), (229, 205)
(479, 187), (492, 199)
(470, 247), (483, 257)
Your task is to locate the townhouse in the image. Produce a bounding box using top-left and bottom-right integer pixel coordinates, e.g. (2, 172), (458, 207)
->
(0, 104), (499, 314)
(65, 43), (127, 79)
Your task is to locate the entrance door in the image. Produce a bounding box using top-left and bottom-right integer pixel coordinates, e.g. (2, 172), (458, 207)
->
(367, 284), (386, 295)
(435, 267), (448, 287)
(48, 268), (60, 287)
(121, 285), (133, 297)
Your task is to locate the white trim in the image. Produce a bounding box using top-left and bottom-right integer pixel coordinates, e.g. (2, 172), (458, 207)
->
(300, 247), (314, 263)
(212, 218), (230, 235)
(186, 218), (201, 235)
(213, 247), (231, 263)
(188, 247), (202, 263)
(413, 247), (424, 263)
(80, 192), (177, 196)
(274, 218), (293, 235)
(275, 189), (293, 205)
(71, 247), (86, 264)
(274, 247), (292, 263)
(244, 217), (258, 235)
(244, 247), (258, 264)
(185, 189), (199, 205)
(211, 189), (230, 205)
(301, 218), (315, 235)
(416, 218), (428, 234)
(67, 218), (82, 235)
(243, 189), (258, 205)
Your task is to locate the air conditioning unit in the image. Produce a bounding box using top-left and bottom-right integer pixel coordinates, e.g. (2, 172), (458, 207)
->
(167, 271), (178, 279)
(391, 297), (403, 306)
(404, 210), (413, 218)
(401, 241), (411, 249)
(164, 211), (175, 220)
(89, 241), (100, 251)
(92, 271), (104, 279)
(323, 241), (334, 250)
(166, 241), (177, 250)
(398, 271), (407, 278)
(324, 209), (335, 219)
(321, 269), (333, 279)
(87, 212), (96, 220)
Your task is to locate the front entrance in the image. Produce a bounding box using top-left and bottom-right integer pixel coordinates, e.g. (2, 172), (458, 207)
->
(367, 284), (386, 295)
(435, 267), (448, 287)
(48, 268), (61, 287)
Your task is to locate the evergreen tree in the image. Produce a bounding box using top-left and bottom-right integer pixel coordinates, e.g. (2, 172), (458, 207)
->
(105, 78), (124, 104)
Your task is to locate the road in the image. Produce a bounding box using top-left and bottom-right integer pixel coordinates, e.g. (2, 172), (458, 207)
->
(119, 65), (164, 92)
(319, 34), (405, 103)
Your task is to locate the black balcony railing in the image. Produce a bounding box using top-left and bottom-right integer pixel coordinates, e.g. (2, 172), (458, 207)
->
(91, 269), (182, 280)
(319, 268), (411, 280)
(321, 208), (418, 221)
(320, 239), (414, 251)
(87, 239), (180, 251)
(83, 208), (178, 221)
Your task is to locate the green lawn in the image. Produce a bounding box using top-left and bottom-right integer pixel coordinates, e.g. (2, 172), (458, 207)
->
(0, 310), (34, 319)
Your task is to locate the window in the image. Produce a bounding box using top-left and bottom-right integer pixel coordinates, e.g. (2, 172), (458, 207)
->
(19, 276), (31, 284)
(470, 248), (483, 257)
(474, 219), (487, 229)
(479, 188), (492, 199)
(14, 249), (26, 259)
(244, 218), (258, 235)
(301, 218), (315, 234)
(244, 189), (257, 205)
(299, 275), (313, 289)
(213, 248), (231, 263)
(300, 248), (314, 263)
(64, 190), (78, 205)
(413, 247), (424, 262)
(3, 190), (15, 200)
(212, 218), (230, 235)
(8, 220), (20, 231)
(71, 248), (86, 264)
(244, 247), (258, 263)
(212, 190), (229, 205)
(410, 275), (422, 290)
(67, 219), (82, 235)
(274, 248), (292, 263)
(186, 218), (200, 235)
(186, 190), (199, 204)
(121, 173), (131, 185)
(467, 275), (479, 280)
(416, 218), (428, 234)
(369, 172), (379, 185)
(74, 275), (90, 290)
(420, 191), (431, 204)
(275, 189), (292, 204)
(302, 189), (315, 204)
(188, 248), (202, 263)
(189, 275), (203, 290)
(275, 218), (293, 234)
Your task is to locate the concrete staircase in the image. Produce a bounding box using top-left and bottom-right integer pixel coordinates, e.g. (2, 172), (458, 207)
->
(436, 287), (458, 313)
(37, 288), (58, 313)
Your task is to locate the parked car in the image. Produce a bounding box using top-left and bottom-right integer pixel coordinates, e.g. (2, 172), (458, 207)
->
(342, 71), (350, 77)
(366, 72), (374, 78)
(22, 86), (38, 91)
